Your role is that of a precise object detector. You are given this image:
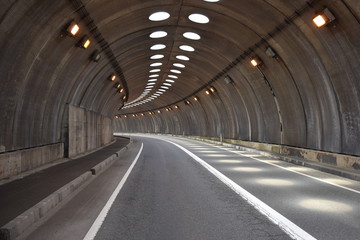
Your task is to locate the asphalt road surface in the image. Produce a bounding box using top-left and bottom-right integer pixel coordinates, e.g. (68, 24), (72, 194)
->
(28, 135), (360, 240)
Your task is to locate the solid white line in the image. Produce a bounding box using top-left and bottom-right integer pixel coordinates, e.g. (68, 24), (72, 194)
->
(161, 138), (316, 240)
(83, 143), (144, 240)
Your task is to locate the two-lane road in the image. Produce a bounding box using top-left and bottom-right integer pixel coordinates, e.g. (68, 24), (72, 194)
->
(87, 135), (360, 240)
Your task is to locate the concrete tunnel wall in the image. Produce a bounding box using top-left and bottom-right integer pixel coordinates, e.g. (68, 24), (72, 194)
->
(114, 0), (360, 157)
(0, 0), (359, 178)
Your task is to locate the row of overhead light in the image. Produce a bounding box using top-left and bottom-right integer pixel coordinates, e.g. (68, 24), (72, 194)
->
(64, 21), (126, 102)
(115, 85), (217, 119)
(123, 0), (216, 109)
(119, 4), (336, 114)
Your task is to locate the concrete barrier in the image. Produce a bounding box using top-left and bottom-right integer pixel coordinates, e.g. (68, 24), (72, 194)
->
(0, 143), (64, 181)
(0, 142), (131, 240)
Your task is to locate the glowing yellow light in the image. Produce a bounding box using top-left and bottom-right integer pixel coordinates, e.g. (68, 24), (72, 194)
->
(210, 87), (216, 93)
(82, 39), (91, 49)
(110, 75), (116, 81)
(68, 23), (80, 36)
(250, 59), (259, 67)
(313, 15), (327, 28)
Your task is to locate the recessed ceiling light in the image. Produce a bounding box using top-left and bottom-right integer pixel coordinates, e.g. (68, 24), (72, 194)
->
(179, 45), (195, 52)
(163, 83), (172, 86)
(168, 75), (178, 79)
(150, 54), (164, 59)
(170, 69), (181, 74)
(176, 55), (190, 61)
(149, 74), (159, 78)
(148, 79), (157, 82)
(173, 63), (185, 68)
(150, 62), (163, 67)
(151, 44), (166, 50)
(149, 12), (170, 21)
(189, 13), (209, 24)
(150, 69), (161, 72)
(183, 32), (201, 40)
(166, 79), (175, 83)
(150, 31), (168, 38)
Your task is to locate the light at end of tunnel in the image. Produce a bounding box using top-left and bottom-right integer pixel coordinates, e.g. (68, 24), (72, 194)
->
(313, 8), (335, 28)
(67, 22), (80, 37)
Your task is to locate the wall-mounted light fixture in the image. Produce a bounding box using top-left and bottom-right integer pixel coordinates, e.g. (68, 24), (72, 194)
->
(79, 36), (91, 49)
(224, 75), (233, 84)
(119, 88), (124, 93)
(174, 105), (179, 109)
(250, 57), (262, 67)
(109, 74), (117, 81)
(66, 21), (80, 37)
(90, 50), (101, 62)
(265, 47), (277, 58)
(124, 115), (128, 118)
(114, 82), (121, 89)
(313, 8), (335, 28)
(141, 113), (144, 116)
(185, 100), (191, 105)
(194, 96), (199, 101)
(157, 110), (161, 113)
(205, 89), (211, 95)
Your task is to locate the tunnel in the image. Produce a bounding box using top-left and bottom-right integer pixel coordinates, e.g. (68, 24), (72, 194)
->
(0, 0), (360, 239)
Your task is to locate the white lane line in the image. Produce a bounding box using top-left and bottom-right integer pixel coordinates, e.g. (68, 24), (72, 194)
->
(175, 138), (360, 195)
(162, 138), (316, 240)
(83, 143), (144, 240)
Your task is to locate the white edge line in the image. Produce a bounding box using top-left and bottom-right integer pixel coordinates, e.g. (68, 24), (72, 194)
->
(176, 137), (360, 195)
(83, 142), (144, 240)
(160, 138), (316, 240)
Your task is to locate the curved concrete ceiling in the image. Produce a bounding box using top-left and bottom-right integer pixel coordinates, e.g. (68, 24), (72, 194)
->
(0, 0), (360, 156)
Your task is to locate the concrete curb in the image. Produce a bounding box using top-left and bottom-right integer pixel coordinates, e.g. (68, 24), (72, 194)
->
(185, 136), (360, 182)
(0, 143), (131, 240)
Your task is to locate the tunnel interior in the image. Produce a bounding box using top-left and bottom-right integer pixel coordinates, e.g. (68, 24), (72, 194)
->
(0, 0), (360, 180)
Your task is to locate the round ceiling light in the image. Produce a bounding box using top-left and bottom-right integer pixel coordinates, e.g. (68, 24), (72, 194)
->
(173, 63), (185, 68)
(151, 44), (166, 50)
(179, 45), (195, 52)
(150, 54), (164, 59)
(183, 32), (201, 40)
(176, 55), (190, 61)
(150, 31), (168, 38)
(150, 62), (163, 67)
(170, 69), (181, 74)
(189, 13), (209, 24)
(149, 12), (170, 21)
